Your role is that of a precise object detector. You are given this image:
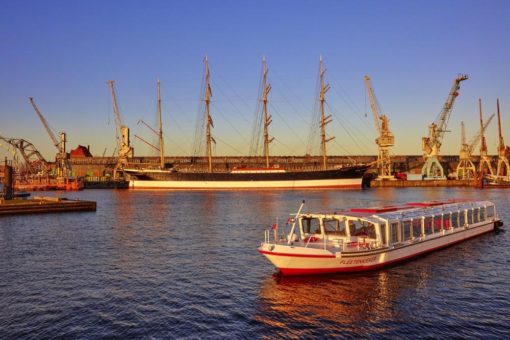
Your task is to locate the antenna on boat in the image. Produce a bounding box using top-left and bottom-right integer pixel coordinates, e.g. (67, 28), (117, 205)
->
(287, 200), (306, 244)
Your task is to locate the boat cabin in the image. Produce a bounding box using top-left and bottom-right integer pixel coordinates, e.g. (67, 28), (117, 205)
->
(293, 200), (497, 251)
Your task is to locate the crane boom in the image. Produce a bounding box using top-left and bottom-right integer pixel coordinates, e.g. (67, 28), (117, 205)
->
(432, 74), (469, 148)
(29, 97), (59, 150)
(467, 113), (494, 155)
(364, 75), (382, 133)
(108, 80), (123, 150)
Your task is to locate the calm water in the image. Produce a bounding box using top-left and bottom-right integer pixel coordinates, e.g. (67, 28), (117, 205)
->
(1, 188), (509, 338)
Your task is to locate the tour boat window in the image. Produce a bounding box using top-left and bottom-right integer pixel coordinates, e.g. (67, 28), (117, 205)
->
(348, 220), (377, 239)
(487, 205), (495, 218)
(480, 207), (486, 221)
(434, 215), (442, 232)
(323, 218), (346, 236)
(403, 220), (412, 240)
(412, 219), (422, 237)
(380, 223), (388, 245)
(349, 220), (361, 235)
(424, 217), (433, 235)
(443, 213), (451, 229)
(367, 222), (377, 239)
(460, 210), (466, 226)
(452, 211), (459, 228)
(473, 208), (479, 223)
(301, 217), (321, 234)
(390, 222), (399, 244)
(467, 209), (473, 225)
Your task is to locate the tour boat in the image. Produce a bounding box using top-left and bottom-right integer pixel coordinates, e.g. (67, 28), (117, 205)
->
(258, 199), (503, 276)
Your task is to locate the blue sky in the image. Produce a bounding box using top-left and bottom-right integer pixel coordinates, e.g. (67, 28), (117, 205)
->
(1, 0), (510, 160)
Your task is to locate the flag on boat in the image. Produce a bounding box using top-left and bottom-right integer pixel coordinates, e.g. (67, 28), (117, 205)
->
(271, 223), (278, 230)
(286, 218), (295, 225)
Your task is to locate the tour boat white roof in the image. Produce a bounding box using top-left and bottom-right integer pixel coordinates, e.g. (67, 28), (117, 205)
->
(299, 200), (494, 224)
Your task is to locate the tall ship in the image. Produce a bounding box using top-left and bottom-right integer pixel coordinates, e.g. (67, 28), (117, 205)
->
(124, 57), (369, 189)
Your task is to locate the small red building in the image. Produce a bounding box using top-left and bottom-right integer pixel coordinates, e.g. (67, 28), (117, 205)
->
(70, 145), (93, 158)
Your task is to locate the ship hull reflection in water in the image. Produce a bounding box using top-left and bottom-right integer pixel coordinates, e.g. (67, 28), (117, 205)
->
(256, 272), (397, 337)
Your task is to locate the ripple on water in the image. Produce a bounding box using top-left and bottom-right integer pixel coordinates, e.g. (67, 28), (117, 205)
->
(1, 188), (510, 338)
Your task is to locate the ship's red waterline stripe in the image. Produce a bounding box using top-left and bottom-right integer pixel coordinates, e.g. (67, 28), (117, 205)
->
(257, 249), (335, 258)
(275, 226), (496, 276)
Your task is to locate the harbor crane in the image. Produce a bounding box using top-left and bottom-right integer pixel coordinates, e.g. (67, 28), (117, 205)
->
(455, 113), (494, 179)
(0, 136), (49, 175)
(495, 98), (510, 179)
(421, 74), (468, 179)
(364, 75), (395, 179)
(107, 80), (134, 178)
(29, 97), (70, 177)
(478, 99), (494, 176)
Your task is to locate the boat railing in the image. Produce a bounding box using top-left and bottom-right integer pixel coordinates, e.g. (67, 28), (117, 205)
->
(302, 236), (382, 252)
(263, 230), (384, 252)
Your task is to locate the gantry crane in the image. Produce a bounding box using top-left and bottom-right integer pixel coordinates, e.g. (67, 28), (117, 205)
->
(422, 74), (468, 179)
(107, 80), (134, 178)
(29, 97), (70, 177)
(495, 98), (510, 179)
(456, 113), (494, 179)
(478, 99), (493, 176)
(364, 75), (394, 179)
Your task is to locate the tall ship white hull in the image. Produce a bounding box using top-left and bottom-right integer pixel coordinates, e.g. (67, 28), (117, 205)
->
(125, 165), (369, 190)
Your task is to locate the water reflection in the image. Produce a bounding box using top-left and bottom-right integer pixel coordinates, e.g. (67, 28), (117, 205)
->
(1, 188), (509, 338)
(254, 261), (443, 336)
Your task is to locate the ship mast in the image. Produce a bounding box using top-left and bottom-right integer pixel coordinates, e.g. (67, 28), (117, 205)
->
(495, 98), (510, 178)
(478, 98), (493, 175)
(157, 79), (164, 169)
(204, 56), (215, 172)
(319, 56), (333, 169)
(262, 57), (273, 168)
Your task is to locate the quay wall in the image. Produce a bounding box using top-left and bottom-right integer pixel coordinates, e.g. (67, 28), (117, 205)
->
(67, 155), (464, 177)
(371, 179), (474, 188)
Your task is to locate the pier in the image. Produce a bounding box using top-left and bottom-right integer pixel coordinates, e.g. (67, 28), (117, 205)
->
(0, 196), (96, 216)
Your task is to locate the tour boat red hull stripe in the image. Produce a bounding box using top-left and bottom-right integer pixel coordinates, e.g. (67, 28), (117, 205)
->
(276, 227), (495, 276)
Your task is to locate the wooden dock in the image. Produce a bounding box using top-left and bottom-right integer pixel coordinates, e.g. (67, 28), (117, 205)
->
(0, 196), (96, 216)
